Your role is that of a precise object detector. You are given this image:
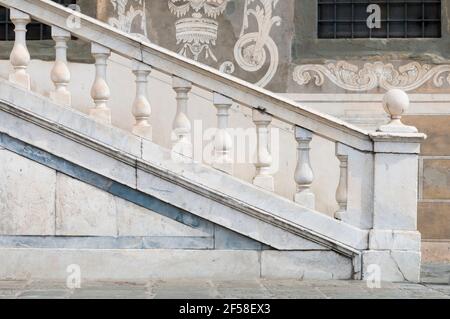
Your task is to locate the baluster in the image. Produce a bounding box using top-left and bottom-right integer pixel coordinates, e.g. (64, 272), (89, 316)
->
(212, 93), (233, 175)
(89, 43), (111, 124)
(131, 61), (152, 140)
(50, 26), (71, 106)
(9, 9), (31, 90)
(335, 143), (348, 220)
(252, 109), (274, 191)
(294, 126), (315, 209)
(172, 76), (192, 158)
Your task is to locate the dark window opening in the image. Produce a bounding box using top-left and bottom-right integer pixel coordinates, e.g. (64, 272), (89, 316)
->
(318, 0), (442, 39)
(0, 0), (76, 41)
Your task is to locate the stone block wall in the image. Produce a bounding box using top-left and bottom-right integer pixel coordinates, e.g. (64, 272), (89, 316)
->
(0, 146), (260, 250)
(403, 115), (450, 262)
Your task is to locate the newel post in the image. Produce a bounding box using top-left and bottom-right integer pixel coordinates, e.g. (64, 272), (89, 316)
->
(362, 89), (426, 283)
(9, 9), (31, 90)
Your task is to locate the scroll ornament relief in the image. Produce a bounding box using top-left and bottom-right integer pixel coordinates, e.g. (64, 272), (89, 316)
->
(221, 0), (281, 88)
(168, 0), (229, 62)
(108, 0), (148, 40)
(293, 61), (450, 92)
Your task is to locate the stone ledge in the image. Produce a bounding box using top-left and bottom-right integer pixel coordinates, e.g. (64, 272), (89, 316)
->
(261, 251), (353, 280)
(369, 230), (421, 251)
(362, 250), (421, 283)
(0, 236), (213, 250)
(0, 248), (354, 281)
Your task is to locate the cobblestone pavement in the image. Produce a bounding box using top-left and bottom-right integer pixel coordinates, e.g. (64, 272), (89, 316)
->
(0, 264), (448, 299)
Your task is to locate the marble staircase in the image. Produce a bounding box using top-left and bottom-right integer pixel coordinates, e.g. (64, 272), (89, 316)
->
(0, 0), (426, 282)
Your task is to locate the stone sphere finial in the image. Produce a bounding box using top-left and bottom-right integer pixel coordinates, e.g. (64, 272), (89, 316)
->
(378, 89), (417, 133)
(383, 89), (409, 120)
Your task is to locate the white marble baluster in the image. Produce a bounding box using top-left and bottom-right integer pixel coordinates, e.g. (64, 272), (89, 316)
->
(335, 145), (348, 220)
(252, 109), (274, 191)
(50, 26), (71, 106)
(89, 43), (111, 124)
(212, 93), (234, 175)
(294, 126), (315, 209)
(172, 76), (193, 158)
(131, 61), (152, 140)
(9, 9), (31, 90)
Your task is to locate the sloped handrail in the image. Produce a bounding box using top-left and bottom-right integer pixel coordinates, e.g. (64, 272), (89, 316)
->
(0, 0), (375, 151)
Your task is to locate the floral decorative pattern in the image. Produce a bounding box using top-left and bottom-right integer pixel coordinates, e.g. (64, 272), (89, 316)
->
(108, 0), (148, 40)
(293, 61), (450, 92)
(221, 0), (281, 88)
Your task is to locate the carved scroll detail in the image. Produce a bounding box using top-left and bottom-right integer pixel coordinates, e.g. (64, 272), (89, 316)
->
(293, 61), (450, 92)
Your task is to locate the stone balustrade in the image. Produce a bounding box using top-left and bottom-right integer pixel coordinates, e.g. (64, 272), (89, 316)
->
(1, 0), (427, 281)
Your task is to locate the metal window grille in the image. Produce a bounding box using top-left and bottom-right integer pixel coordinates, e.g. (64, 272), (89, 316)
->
(318, 0), (441, 39)
(0, 0), (76, 41)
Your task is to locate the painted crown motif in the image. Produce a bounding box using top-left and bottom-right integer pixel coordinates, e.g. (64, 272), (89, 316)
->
(168, 0), (229, 62)
(169, 0), (228, 19)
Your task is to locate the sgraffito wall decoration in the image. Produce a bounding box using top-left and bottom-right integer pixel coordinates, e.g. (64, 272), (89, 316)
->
(95, 1), (450, 93)
(220, 0), (281, 88)
(98, 0), (148, 39)
(168, 0), (229, 62)
(293, 61), (450, 92)
(98, 0), (286, 89)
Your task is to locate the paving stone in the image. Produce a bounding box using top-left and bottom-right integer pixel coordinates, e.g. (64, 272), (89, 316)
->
(1, 277), (449, 299)
(264, 288), (326, 299)
(63, 281), (149, 299)
(0, 280), (28, 297)
(154, 291), (214, 299)
(0, 280), (28, 289)
(421, 263), (450, 284)
(317, 287), (373, 299)
(153, 280), (217, 299)
(213, 280), (273, 299)
(70, 291), (144, 299)
(261, 280), (326, 299)
(81, 281), (148, 289)
(17, 290), (72, 299)
(425, 284), (450, 297)
(0, 289), (20, 298)
(25, 280), (69, 290)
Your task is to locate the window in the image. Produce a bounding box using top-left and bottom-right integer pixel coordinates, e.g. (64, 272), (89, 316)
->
(0, 0), (76, 41)
(318, 0), (441, 39)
